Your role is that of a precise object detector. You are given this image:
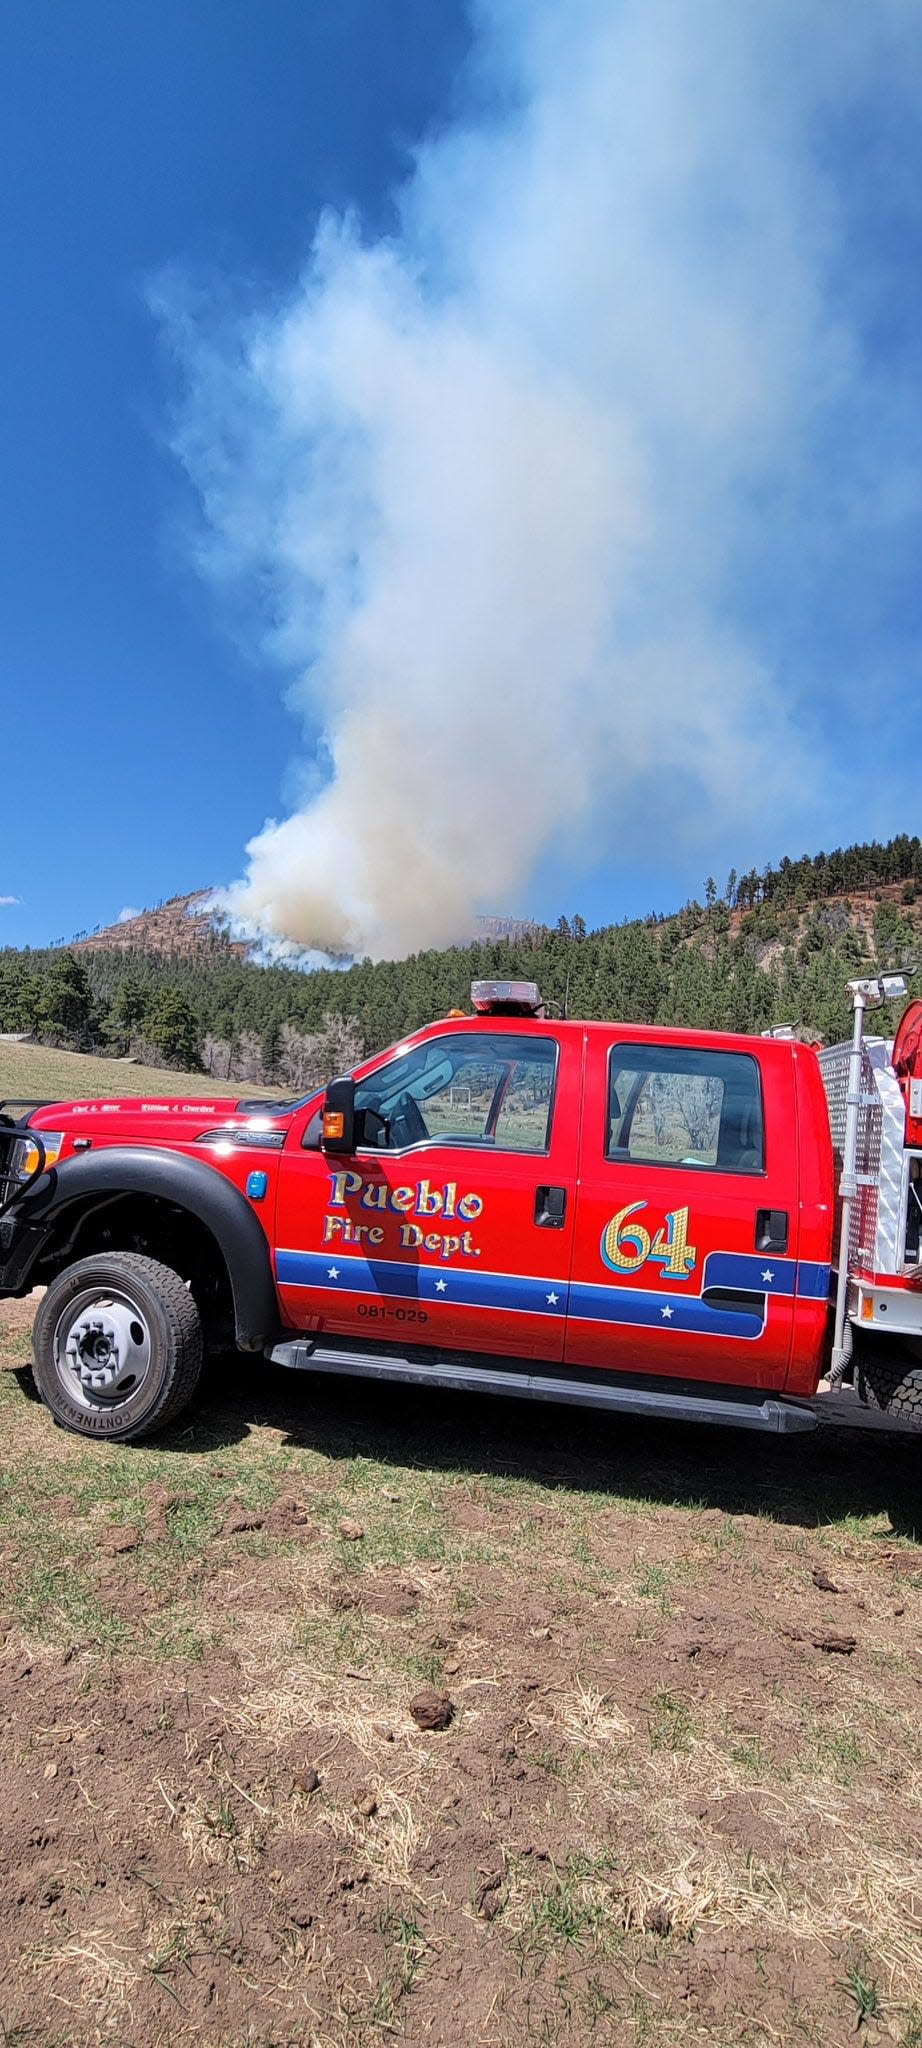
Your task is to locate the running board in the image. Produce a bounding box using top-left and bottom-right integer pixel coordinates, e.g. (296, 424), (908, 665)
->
(267, 1339), (817, 1435)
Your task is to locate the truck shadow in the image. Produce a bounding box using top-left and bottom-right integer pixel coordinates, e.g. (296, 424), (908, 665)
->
(183, 1360), (922, 1542)
(12, 1355), (919, 1539)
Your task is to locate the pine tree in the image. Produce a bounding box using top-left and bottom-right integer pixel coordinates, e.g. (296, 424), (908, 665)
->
(36, 953), (93, 1047)
(143, 990), (202, 1070)
(261, 1015), (283, 1084)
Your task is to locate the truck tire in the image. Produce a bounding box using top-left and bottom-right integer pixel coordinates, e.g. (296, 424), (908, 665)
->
(31, 1252), (203, 1442)
(854, 1333), (922, 1429)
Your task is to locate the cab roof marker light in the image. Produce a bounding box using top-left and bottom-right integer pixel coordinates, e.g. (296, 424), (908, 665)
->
(470, 979), (546, 1017)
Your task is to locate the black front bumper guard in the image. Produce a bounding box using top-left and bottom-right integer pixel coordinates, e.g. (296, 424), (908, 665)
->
(0, 1105), (53, 1217)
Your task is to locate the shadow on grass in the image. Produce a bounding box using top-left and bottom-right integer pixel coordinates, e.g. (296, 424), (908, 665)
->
(14, 1353), (913, 1541)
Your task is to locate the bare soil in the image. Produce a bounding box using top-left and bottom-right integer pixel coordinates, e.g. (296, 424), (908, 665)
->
(0, 1296), (920, 2047)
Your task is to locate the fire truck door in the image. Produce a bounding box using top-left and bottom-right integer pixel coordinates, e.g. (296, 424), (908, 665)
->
(564, 1036), (798, 1388)
(275, 1026), (581, 1361)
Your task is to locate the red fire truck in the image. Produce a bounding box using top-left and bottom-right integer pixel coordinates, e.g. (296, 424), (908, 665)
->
(1, 976), (920, 1443)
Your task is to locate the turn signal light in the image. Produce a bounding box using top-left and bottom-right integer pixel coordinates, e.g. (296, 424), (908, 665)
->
(323, 1111), (346, 1142)
(12, 1133), (63, 1180)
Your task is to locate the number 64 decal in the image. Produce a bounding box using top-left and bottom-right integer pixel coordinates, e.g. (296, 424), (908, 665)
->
(601, 1202), (697, 1281)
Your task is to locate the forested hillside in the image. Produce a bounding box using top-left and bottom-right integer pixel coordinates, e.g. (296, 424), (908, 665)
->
(2, 835), (921, 1093)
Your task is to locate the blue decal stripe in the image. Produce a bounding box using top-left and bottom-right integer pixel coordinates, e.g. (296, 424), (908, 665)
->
(275, 1247), (829, 1332)
(275, 1249), (567, 1315)
(703, 1252), (795, 1295)
(568, 1282), (764, 1339)
(796, 1262), (832, 1300)
(701, 1251), (830, 1301)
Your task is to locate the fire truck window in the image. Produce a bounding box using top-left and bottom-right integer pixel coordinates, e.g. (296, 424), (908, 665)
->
(607, 1046), (764, 1173)
(355, 1033), (557, 1153)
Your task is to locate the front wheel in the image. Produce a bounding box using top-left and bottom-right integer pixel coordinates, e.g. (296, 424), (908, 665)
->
(854, 1332), (922, 1430)
(31, 1252), (203, 1441)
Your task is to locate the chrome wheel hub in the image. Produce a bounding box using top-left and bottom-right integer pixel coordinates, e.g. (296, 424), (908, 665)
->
(63, 1298), (151, 1399)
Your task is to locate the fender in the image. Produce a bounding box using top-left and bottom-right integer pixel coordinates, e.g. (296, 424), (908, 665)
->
(4, 1147), (279, 1350)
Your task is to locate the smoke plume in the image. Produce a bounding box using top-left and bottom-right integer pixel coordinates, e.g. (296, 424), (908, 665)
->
(156, 0), (922, 959)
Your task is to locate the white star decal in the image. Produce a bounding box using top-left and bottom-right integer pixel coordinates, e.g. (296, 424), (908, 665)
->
(327, 1265), (340, 1280)
(661, 1305), (674, 1320)
(762, 1268), (774, 1284)
(546, 1291), (559, 1306)
(434, 1278), (447, 1292)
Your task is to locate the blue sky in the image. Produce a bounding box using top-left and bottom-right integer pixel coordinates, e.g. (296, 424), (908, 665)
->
(3, 2), (922, 958)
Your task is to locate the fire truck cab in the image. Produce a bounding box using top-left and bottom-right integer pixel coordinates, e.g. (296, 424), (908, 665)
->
(271, 983), (832, 1424)
(2, 978), (921, 1442)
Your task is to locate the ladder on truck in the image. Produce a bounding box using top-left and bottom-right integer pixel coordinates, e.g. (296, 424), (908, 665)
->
(817, 975), (922, 1376)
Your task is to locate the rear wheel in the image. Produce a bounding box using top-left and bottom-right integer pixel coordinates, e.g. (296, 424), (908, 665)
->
(854, 1332), (922, 1429)
(31, 1252), (203, 1441)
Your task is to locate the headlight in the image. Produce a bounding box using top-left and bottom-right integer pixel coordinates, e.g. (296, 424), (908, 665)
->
(11, 1132), (64, 1180)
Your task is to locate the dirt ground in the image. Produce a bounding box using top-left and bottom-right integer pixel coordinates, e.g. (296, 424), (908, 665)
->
(0, 1295), (920, 2048)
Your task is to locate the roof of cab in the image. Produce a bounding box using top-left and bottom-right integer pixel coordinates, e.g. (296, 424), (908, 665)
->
(426, 1011), (804, 1059)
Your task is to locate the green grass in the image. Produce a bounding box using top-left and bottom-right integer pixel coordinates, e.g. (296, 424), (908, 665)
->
(840, 1957), (882, 2026)
(648, 1688), (695, 1752)
(811, 1723), (866, 1786)
(0, 1436), (286, 1654)
(727, 1735), (768, 1777)
(508, 1852), (623, 1968)
(15, 1558), (129, 1651)
(372, 1909), (428, 2024)
(635, 1562), (672, 1609)
(0, 1037), (267, 1104)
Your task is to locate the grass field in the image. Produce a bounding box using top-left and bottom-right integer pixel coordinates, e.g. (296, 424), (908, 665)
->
(0, 1292), (921, 2047)
(0, 1040), (266, 1105)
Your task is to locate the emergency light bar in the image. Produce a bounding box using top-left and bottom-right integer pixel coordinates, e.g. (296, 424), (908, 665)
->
(470, 979), (545, 1017)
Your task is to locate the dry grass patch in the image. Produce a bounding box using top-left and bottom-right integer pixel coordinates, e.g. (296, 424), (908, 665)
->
(0, 1038), (259, 1101)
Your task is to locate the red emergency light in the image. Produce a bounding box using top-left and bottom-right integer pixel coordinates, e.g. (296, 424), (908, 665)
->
(470, 979), (546, 1017)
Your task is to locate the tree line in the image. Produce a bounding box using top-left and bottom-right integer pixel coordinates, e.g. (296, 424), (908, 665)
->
(714, 834), (922, 913)
(1, 834), (920, 1088)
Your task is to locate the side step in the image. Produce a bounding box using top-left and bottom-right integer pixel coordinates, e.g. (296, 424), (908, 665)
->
(267, 1339), (817, 1435)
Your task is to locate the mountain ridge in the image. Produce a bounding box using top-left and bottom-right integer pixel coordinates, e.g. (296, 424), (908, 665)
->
(3, 834), (920, 1088)
(70, 892), (248, 962)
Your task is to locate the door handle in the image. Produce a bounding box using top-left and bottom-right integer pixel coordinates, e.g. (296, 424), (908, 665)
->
(535, 1186), (567, 1228)
(755, 1208), (788, 1254)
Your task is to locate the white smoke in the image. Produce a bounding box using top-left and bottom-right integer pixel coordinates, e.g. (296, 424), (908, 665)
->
(156, 0), (922, 959)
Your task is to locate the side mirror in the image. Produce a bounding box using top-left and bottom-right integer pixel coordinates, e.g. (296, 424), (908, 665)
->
(320, 1075), (356, 1154)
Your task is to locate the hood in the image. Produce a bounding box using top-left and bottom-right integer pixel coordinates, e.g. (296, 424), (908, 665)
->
(22, 1093), (303, 1155)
